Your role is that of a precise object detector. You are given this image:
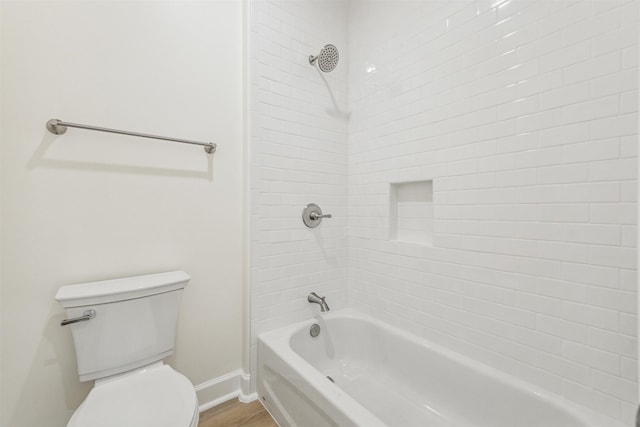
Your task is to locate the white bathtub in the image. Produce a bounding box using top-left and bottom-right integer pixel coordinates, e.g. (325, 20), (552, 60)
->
(258, 309), (623, 427)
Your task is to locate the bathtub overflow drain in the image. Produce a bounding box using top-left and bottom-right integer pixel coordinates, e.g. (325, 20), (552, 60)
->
(310, 323), (320, 337)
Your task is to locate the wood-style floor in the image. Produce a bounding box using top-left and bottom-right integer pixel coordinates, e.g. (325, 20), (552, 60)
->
(198, 398), (278, 427)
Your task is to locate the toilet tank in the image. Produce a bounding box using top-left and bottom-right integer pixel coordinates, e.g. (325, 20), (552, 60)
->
(55, 271), (190, 382)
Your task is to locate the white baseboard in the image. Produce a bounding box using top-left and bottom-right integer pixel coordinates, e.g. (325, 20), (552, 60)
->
(238, 370), (257, 402)
(195, 369), (253, 412)
(239, 392), (258, 403)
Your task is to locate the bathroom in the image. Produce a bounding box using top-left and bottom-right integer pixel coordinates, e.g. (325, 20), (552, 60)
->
(0, 0), (637, 426)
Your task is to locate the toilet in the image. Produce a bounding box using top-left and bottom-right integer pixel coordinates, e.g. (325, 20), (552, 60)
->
(56, 271), (199, 427)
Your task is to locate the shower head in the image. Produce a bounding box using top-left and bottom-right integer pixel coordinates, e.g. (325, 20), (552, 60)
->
(309, 44), (339, 72)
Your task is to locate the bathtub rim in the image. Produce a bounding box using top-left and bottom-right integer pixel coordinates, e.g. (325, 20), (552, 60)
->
(258, 307), (626, 427)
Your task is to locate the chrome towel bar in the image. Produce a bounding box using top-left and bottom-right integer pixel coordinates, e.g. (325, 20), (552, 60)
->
(46, 119), (216, 154)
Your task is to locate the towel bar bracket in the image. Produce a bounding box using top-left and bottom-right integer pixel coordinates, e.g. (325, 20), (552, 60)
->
(46, 119), (68, 135)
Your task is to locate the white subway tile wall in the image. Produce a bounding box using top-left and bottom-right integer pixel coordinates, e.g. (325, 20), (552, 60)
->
(251, 0), (638, 422)
(249, 0), (349, 389)
(348, 0), (637, 423)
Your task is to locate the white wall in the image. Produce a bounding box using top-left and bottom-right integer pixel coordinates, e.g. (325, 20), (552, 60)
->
(249, 0), (349, 389)
(0, 2), (245, 426)
(348, 0), (638, 423)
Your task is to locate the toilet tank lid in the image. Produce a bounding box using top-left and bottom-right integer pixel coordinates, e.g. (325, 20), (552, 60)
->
(55, 271), (190, 308)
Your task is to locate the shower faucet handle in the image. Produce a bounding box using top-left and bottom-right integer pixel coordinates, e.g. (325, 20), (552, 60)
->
(302, 203), (332, 228)
(310, 211), (332, 220)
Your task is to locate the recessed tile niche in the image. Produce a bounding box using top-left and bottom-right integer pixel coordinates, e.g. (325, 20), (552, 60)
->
(390, 180), (433, 246)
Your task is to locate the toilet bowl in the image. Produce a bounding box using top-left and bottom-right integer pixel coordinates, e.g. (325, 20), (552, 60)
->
(56, 271), (199, 427)
(68, 364), (199, 427)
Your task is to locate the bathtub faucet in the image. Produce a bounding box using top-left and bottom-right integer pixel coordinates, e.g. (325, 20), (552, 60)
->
(308, 292), (330, 312)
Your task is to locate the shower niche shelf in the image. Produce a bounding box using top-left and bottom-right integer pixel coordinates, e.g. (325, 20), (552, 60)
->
(390, 180), (433, 246)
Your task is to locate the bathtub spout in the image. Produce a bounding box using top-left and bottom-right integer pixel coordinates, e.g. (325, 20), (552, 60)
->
(308, 292), (330, 312)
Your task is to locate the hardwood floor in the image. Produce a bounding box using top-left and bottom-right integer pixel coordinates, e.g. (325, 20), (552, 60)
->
(198, 398), (278, 427)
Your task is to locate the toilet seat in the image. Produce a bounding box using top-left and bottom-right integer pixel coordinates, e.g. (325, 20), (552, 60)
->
(67, 364), (198, 427)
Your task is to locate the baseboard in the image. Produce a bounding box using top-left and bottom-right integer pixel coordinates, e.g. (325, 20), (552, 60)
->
(195, 369), (252, 412)
(239, 392), (258, 403)
(238, 370), (257, 402)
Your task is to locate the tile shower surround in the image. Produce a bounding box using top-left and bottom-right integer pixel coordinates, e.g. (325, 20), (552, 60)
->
(251, 0), (639, 423)
(249, 0), (350, 392)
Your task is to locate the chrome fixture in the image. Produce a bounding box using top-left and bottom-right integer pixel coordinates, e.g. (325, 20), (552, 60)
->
(310, 323), (321, 337)
(46, 119), (216, 154)
(309, 44), (339, 72)
(308, 292), (330, 312)
(60, 309), (96, 326)
(302, 203), (332, 228)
